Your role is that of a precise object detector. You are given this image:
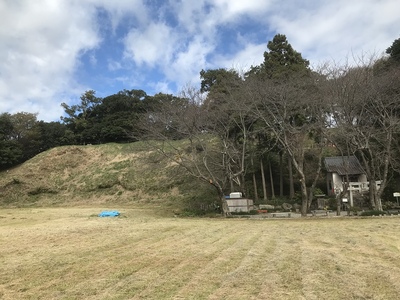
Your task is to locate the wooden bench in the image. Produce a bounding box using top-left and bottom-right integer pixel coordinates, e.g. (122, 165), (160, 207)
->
(271, 212), (291, 218)
(312, 210), (332, 216)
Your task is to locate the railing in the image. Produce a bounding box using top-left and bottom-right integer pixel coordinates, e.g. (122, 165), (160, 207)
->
(348, 181), (382, 193)
(334, 181), (382, 195)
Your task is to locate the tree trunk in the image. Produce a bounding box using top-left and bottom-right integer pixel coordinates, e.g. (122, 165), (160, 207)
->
(241, 173), (247, 197)
(252, 172), (258, 201)
(269, 161), (275, 199)
(229, 178), (234, 194)
(300, 178), (308, 216)
(279, 151), (283, 197)
(293, 153), (308, 216)
(376, 182), (385, 212)
(374, 152), (388, 211)
(288, 156), (295, 199)
(219, 191), (230, 216)
(260, 158), (268, 201)
(307, 191), (313, 211)
(369, 180), (383, 211)
(307, 148), (323, 210)
(251, 157), (258, 201)
(369, 179), (376, 209)
(210, 183), (230, 216)
(336, 195), (341, 216)
(221, 196), (230, 216)
(376, 198), (383, 211)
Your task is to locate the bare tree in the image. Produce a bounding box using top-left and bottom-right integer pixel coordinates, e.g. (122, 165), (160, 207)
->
(247, 73), (327, 216)
(140, 86), (255, 215)
(324, 58), (400, 211)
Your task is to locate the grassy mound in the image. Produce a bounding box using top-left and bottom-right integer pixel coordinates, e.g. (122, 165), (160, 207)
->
(0, 142), (216, 213)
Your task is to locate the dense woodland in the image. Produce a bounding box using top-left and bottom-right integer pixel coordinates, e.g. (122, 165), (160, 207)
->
(1, 34), (400, 215)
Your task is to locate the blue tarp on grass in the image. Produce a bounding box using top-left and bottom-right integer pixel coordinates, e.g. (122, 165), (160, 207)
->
(98, 210), (120, 217)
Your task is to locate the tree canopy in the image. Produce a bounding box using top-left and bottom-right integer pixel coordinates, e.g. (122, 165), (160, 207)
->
(386, 37), (400, 62)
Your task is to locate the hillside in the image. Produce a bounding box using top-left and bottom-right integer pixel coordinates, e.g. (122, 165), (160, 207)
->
(0, 142), (215, 212)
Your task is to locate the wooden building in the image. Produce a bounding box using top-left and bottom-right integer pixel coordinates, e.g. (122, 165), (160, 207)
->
(324, 156), (367, 197)
(324, 156), (381, 207)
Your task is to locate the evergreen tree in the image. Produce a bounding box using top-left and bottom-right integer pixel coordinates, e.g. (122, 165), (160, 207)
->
(247, 34), (310, 80)
(386, 37), (400, 62)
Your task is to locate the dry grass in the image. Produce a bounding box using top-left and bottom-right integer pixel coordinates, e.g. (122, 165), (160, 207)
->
(0, 143), (214, 210)
(1, 208), (400, 299)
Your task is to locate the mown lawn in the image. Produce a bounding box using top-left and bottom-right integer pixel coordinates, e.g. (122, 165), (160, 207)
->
(1, 207), (400, 299)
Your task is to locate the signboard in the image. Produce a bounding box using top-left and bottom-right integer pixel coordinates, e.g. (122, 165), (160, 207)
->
(342, 198), (348, 203)
(393, 192), (400, 197)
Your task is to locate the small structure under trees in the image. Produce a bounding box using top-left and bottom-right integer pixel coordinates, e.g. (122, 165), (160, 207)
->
(225, 192), (254, 213)
(324, 156), (381, 208)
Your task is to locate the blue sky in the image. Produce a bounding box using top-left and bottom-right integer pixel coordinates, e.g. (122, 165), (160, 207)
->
(0, 0), (399, 121)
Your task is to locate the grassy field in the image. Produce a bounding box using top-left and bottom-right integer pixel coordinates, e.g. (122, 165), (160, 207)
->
(1, 208), (400, 299)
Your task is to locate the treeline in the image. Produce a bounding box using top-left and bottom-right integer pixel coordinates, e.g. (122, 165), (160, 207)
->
(0, 90), (181, 169)
(0, 112), (70, 168)
(1, 34), (399, 216)
(138, 34), (400, 215)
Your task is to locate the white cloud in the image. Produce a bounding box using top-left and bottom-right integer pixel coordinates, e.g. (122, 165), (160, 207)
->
(152, 81), (174, 95)
(0, 0), (101, 121)
(121, 0), (271, 91)
(0, 0), (399, 122)
(88, 0), (148, 30)
(214, 43), (266, 72)
(0, 0), (151, 121)
(170, 0), (272, 30)
(166, 37), (214, 88)
(212, 0), (273, 22)
(108, 59), (122, 71)
(268, 0), (400, 66)
(169, 0), (210, 34)
(123, 22), (178, 67)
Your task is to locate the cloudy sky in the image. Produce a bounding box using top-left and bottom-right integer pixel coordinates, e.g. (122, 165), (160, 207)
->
(0, 0), (399, 121)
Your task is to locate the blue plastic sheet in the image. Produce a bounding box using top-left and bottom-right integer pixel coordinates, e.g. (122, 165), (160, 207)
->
(98, 210), (120, 217)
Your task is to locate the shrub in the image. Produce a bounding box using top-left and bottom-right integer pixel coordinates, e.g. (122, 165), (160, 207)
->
(174, 207), (212, 217)
(27, 187), (58, 196)
(385, 210), (400, 215)
(360, 210), (387, 216)
(230, 210), (258, 215)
